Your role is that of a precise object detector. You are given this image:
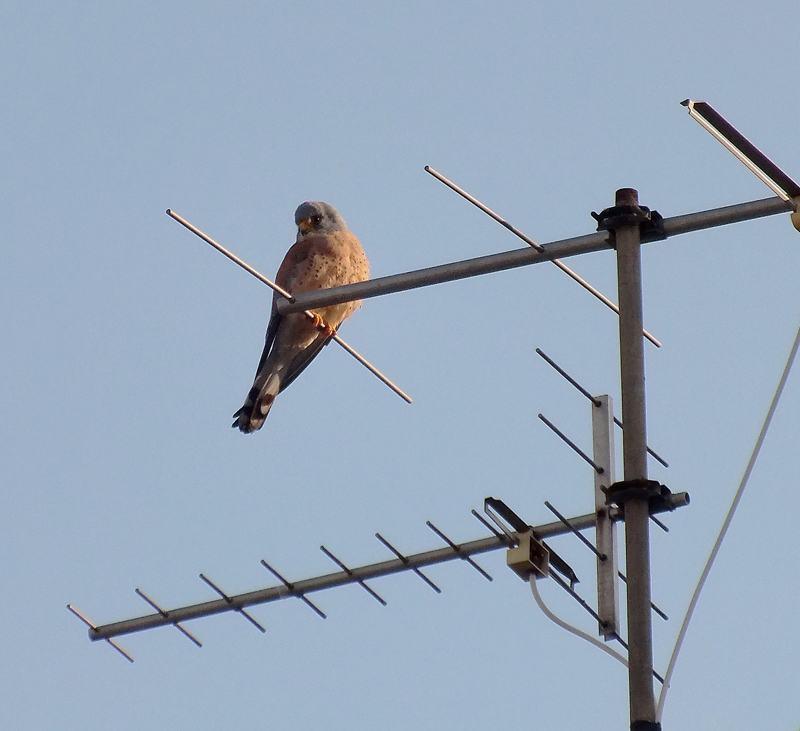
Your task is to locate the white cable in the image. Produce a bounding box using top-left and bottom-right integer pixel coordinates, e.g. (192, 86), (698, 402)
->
(529, 575), (629, 670)
(655, 318), (800, 722)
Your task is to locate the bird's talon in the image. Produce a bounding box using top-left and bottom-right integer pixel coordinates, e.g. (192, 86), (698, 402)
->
(310, 313), (336, 338)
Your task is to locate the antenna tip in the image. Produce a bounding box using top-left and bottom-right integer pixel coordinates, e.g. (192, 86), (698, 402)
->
(679, 98), (691, 107)
(615, 188), (639, 206)
(423, 165), (431, 172)
(166, 208), (172, 215)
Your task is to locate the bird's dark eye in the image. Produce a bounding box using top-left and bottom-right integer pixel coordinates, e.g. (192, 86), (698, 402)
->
(311, 215), (322, 225)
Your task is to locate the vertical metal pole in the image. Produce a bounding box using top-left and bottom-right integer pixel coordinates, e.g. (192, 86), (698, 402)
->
(592, 395), (619, 640)
(614, 188), (658, 730)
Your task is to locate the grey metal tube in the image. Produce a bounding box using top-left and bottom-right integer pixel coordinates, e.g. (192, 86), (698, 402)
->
(614, 189), (657, 727)
(660, 195), (792, 237)
(278, 231), (611, 314)
(89, 513), (598, 641)
(277, 196), (792, 315)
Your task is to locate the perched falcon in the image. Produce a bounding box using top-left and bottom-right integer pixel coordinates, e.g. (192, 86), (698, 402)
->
(232, 201), (370, 433)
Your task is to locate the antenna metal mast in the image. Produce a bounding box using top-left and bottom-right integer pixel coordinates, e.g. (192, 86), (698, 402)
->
(606, 188), (658, 729)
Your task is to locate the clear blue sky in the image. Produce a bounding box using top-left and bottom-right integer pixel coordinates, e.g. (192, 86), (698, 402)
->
(3, 2), (799, 729)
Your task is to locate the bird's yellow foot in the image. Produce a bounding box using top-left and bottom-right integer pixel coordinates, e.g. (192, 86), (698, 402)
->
(310, 313), (337, 338)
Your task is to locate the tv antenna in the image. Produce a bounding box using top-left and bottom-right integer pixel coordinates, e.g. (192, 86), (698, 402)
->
(69, 100), (800, 731)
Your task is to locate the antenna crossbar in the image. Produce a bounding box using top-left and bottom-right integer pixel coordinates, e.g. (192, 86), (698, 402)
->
(166, 209), (412, 404)
(276, 196), (792, 315)
(424, 166), (662, 347)
(535, 348), (669, 468)
(85, 513), (601, 643)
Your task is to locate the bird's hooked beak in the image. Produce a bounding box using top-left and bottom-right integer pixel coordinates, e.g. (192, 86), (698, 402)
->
(297, 218), (313, 234)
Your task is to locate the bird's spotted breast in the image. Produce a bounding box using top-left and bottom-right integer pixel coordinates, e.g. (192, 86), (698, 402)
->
(233, 203), (370, 433)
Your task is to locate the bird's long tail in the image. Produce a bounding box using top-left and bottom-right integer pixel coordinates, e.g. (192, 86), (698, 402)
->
(232, 372), (281, 433)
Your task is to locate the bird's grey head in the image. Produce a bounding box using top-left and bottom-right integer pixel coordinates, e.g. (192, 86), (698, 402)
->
(294, 201), (348, 239)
